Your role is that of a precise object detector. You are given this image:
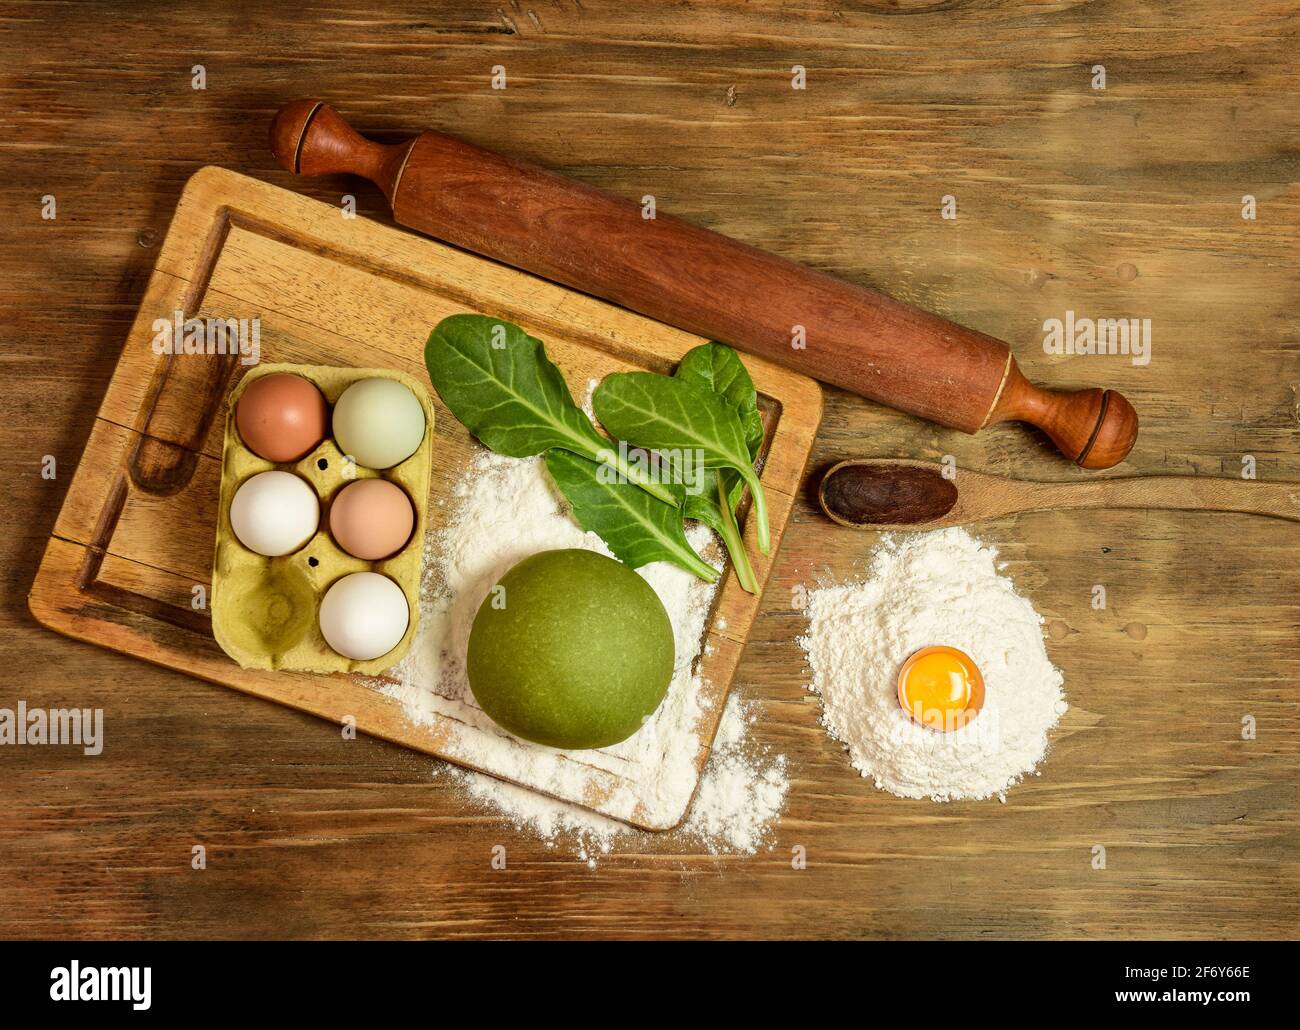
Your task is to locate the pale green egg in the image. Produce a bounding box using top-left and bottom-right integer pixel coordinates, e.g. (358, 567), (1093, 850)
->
(332, 378), (426, 470)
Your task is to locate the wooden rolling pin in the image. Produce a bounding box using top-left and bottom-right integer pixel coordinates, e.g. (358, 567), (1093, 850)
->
(269, 99), (1139, 469)
(819, 459), (1300, 530)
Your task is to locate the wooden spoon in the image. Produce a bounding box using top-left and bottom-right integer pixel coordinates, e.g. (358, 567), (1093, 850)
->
(819, 459), (1300, 530)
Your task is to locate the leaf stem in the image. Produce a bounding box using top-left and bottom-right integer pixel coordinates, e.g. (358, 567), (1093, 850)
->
(680, 545), (721, 583)
(717, 477), (759, 593)
(589, 445), (680, 507)
(739, 467), (771, 555)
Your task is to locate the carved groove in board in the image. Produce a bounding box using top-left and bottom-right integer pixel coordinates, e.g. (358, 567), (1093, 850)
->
(129, 206), (237, 496)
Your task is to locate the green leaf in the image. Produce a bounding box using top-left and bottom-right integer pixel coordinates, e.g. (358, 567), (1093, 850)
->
(681, 467), (744, 528)
(426, 314), (604, 458)
(594, 372), (772, 554)
(674, 342), (762, 516)
(426, 314), (677, 505)
(544, 450), (718, 582)
(680, 469), (758, 593)
(676, 342), (764, 458)
(674, 346), (762, 593)
(681, 471), (722, 530)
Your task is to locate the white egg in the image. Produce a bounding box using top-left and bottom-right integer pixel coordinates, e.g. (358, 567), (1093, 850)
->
(318, 572), (410, 661)
(229, 471), (320, 557)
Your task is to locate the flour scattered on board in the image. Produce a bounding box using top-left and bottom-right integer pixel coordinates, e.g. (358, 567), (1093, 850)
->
(447, 690), (787, 865)
(798, 528), (1066, 802)
(375, 447), (788, 863)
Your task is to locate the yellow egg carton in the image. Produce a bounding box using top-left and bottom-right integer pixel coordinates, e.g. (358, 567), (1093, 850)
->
(211, 363), (434, 674)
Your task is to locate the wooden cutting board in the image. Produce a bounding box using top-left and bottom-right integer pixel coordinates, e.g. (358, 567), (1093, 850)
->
(28, 166), (822, 831)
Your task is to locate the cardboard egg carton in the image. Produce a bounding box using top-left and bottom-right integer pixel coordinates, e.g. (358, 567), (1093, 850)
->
(211, 363), (434, 673)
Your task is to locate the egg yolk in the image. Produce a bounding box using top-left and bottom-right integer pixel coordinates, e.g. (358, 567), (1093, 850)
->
(896, 646), (984, 732)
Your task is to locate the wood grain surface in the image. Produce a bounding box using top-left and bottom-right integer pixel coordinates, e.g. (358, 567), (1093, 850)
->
(27, 165), (820, 831)
(1, 0), (1297, 940)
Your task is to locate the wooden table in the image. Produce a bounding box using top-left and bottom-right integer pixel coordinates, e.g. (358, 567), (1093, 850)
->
(1, 0), (1295, 940)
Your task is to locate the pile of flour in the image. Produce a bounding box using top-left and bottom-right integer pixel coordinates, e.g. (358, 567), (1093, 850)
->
(799, 528), (1066, 802)
(377, 442), (788, 861)
(451, 690), (788, 864)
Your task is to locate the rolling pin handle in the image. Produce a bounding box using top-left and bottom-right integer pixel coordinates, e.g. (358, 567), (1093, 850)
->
(270, 99), (412, 201)
(989, 359), (1139, 469)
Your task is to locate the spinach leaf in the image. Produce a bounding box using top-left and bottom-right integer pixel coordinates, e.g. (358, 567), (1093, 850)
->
(673, 344), (762, 593)
(544, 450), (718, 582)
(675, 342), (764, 521)
(593, 372), (772, 555)
(426, 315), (677, 506)
(678, 469), (756, 592)
(676, 342), (764, 458)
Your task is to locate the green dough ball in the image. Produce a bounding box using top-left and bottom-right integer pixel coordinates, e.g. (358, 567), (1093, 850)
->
(467, 549), (675, 750)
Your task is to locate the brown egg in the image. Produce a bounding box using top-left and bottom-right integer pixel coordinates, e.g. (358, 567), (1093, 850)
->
(329, 478), (415, 560)
(235, 373), (329, 462)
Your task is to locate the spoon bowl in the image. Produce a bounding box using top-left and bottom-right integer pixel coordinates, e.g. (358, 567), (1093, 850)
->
(818, 459), (1300, 531)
